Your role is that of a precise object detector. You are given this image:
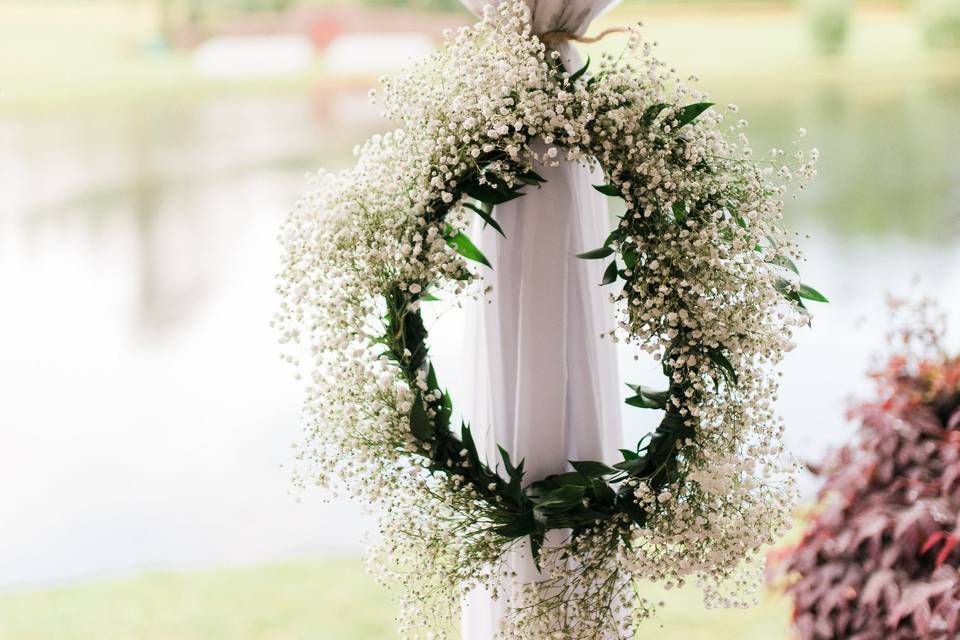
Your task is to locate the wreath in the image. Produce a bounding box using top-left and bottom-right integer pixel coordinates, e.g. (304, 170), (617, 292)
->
(277, 2), (824, 638)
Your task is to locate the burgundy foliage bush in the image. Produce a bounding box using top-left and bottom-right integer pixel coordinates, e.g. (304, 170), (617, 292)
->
(773, 333), (960, 639)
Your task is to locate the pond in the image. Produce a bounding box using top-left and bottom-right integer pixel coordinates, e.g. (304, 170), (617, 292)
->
(1, 72), (958, 590)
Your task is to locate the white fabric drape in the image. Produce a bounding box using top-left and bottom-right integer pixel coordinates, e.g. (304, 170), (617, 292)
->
(458, 1), (622, 637)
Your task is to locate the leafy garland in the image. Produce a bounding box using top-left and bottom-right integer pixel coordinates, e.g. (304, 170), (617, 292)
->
(277, 2), (823, 637)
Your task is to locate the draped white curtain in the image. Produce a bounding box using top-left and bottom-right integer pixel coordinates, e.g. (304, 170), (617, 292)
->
(458, 1), (622, 637)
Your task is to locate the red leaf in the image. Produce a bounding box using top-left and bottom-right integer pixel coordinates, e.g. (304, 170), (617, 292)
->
(937, 535), (959, 568)
(922, 531), (946, 555)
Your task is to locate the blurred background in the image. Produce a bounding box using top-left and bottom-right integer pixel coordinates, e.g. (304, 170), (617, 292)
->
(1, 0), (959, 638)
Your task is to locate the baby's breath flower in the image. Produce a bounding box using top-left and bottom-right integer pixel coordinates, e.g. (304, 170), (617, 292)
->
(276, 2), (815, 638)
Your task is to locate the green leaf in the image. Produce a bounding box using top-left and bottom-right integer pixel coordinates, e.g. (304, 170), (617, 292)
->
(619, 448), (640, 460)
(460, 422), (479, 465)
(612, 456), (647, 474)
(603, 228), (622, 247)
(576, 245), (614, 260)
(626, 395), (660, 409)
(421, 292), (441, 302)
(568, 56), (590, 84)
(531, 485), (586, 510)
(674, 102), (714, 127)
(625, 384), (670, 409)
(496, 446), (524, 504)
(408, 392), (432, 441)
(526, 472), (591, 497)
(436, 389), (453, 432)
(463, 182), (523, 205)
(589, 478), (616, 506)
(498, 445), (518, 479)
(707, 348), (738, 386)
(592, 183), (620, 197)
(775, 277), (808, 311)
(798, 283), (829, 303)
(529, 532), (544, 569)
(493, 514), (536, 538)
(463, 202), (505, 237)
(617, 494), (647, 526)
(641, 102), (670, 125)
(519, 169), (546, 184)
(570, 460), (616, 477)
(672, 202), (687, 224)
(600, 260), (618, 286)
(446, 228), (491, 267)
(769, 254), (800, 275)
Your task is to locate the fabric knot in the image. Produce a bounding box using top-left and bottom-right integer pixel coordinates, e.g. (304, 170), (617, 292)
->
(538, 26), (630, 46)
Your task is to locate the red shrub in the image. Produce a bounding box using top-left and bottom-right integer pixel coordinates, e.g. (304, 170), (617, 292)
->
(773, 325), (960, 639)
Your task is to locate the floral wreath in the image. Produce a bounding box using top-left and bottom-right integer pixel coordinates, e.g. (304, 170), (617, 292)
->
(277, 2), (824, 638)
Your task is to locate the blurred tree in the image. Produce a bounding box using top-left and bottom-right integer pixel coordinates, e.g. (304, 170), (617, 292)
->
(804, 0), (850, 54)
(365, 0), (465, 11)
(916, 0), (960, 49)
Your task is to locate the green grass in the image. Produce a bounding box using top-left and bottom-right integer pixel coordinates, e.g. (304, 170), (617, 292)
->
(0, 557), (794, 639)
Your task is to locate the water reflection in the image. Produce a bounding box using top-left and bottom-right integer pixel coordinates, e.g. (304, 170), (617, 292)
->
(1, 76), (958, 590)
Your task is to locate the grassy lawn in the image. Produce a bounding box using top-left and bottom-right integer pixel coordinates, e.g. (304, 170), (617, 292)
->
(0, 557), (794, 640)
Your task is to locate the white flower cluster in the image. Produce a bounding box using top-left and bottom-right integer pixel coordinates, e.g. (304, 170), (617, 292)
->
(276, 1), (817, 638)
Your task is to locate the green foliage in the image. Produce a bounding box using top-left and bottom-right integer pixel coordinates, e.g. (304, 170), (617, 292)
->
(797, 283), (828, 303)
(576, 245), (614, 259)
(918, 0), (960, 49)
(444, 226), (491, 267)
(624, 384), (670, 409)
(592, 183), (621, 197)
(674, 102), (714, 127)
(408, 391), (433, 441)
(804, 0), (850, 55)
(600, 260), (619, 285)
(568, 57), (591, 84)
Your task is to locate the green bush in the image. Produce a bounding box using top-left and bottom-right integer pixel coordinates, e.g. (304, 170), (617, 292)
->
(916, 0), (960, 48)
(804, 0), (851, 54)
